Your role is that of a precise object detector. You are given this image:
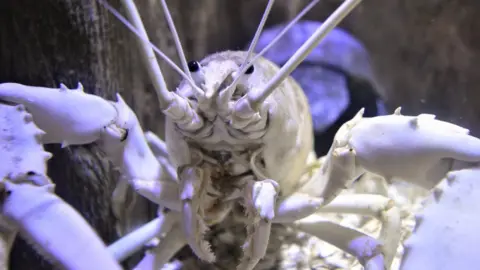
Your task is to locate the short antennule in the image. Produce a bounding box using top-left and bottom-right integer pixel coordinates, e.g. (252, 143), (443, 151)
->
(236, 0), (363, 116)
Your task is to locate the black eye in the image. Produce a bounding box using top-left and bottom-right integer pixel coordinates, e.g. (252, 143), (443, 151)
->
(188, 61), (200, 72)
(245, 64), (254, 75)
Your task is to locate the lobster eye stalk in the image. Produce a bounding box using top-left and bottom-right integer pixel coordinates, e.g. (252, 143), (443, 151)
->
(235, 0), (364, 116)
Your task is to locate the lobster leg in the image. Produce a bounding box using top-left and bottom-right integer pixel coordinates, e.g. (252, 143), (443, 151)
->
(133, 224), (186, 269)
(291, 216), (385, 270)
(271, 140), (359, 224)
(178, 165), (216, 262)
(145, 131), (170, 159)
(238, 179), (279, 270)
(272, 192), (400, 269)
(101, 94), (182, 237)
(315, 194), (401, 267)
(108, 209), (178, 262)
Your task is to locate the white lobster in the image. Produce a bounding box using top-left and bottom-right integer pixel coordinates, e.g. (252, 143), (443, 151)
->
(0, 0), (479, 269)
(0, 100), (122, 269)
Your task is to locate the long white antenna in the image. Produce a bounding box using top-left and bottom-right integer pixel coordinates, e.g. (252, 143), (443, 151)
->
(221, 0), (276, 101)
(242, 0), (276, 66)
(242, 0), (321, 75)
(244, 0), (363, 111)
(98, 0), (203, 102)
(220, 0), (320, 107)
(118, 0), (173, 108)
(160, 0), (194, 83)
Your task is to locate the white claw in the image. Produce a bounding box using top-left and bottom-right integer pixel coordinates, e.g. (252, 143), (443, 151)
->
(100, 93), (161, 184)
(402, 165), (480, 269)
(0, 102), (51, 178)
(0, 101), (54, 268)
(0, 82), (118, 146)
(1, 180), (122, 270)
(343, 112), (480, 189)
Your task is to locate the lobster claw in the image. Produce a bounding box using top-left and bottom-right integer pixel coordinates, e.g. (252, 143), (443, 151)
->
(345, 108), (480, 189)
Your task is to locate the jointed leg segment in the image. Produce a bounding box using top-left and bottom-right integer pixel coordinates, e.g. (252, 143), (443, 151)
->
(272, 180), (400, 269)
(238, 179), (279, 270)
(292, 217), (385, 270)
(315, 194), (401, 267)
(270, 132), (401, 269)
(133, 224), (187, 270)
(178, 165), (215, 262)
(108, 209), (178, 262)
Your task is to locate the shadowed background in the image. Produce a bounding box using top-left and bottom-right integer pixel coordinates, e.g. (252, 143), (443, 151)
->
(0, 0), (478, 268)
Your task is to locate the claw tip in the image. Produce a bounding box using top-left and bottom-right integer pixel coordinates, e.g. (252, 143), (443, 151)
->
(446, 172), (456, 185)
(432, 187), (443, 202)
(394, 107), (402, 115)
(59, 83), (68, 91)
(76, 82), (84, 91)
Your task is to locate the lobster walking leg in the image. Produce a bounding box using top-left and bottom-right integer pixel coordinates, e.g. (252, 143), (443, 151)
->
(178, 166), (215, 262)
(315, 194), (402, 266)
(238, 179), (279, 270)
(292, 217), (385, 270)
(133, 225), (186, 269)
